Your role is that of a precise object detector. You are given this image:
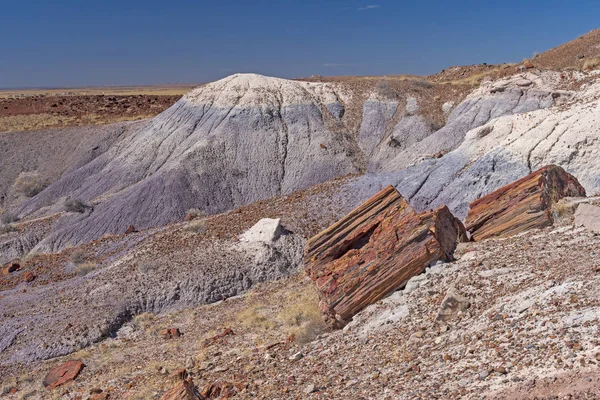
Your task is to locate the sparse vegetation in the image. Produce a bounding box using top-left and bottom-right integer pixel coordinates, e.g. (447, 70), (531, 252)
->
(138, 261), (159, 274)
(76, 262), (97, 276)
(236, 284), (327, 344)
(583, 57), (600, 70)
(553, 201), (577, 219)
(1, 212), (18, 224)
(12, 171), (47, 197)
(237, 306), (278, 331)
(132, 312), (157, 334)
(374, 79), (397, 99)
(409, 78), (434, 89)
(70, 250), (87, 265)
(64, 198), (89, 213)
(185, 208), (204, 221)
(277, 285), (328, 344)
(185, 219), (207, 234)
(0, 223), (18, 234)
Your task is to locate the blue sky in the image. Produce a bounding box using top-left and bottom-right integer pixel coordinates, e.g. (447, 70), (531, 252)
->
(1, 0), (599, 88)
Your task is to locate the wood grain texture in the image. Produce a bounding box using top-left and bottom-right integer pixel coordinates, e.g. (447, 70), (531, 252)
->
(466, 165), (586, 241)
(304, 185), (466, 327)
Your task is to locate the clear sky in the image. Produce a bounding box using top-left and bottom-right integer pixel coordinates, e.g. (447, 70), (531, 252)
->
(1, 0), (599, 88)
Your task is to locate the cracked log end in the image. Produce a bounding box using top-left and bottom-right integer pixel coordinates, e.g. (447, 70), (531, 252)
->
(304, 185), (467, 328)
(466, 165), (586, 241)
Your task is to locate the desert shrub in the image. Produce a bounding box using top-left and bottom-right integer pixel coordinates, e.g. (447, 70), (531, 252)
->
(410, 79), (433, 89)
(132, 312), (156, 333)
(375, 79), (396, 99)
(583, 57), (600, 70)
(185, 219), (206, 234)
(13, 171), (47, 197)
(278, 286), (328, 344)
(70, 250), (86, 265)
(553, 201), (576, 220)
(237, 307), (277, 331)
(186, 208), (204, 221)
(138, 261), (159, 274)
(0, 224), (18, 234)
(1, 212), (18, 224)
(64, 198), (88, 213)
(76, 262), (96, 276)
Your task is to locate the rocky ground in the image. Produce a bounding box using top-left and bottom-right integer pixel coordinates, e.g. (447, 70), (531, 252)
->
(3, 208), (600, 399)
(0, 93), (183, 133)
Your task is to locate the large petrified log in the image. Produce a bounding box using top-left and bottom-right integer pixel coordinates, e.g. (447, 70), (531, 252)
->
(466, 165), (586, 241)
(304, 185), (466, 328)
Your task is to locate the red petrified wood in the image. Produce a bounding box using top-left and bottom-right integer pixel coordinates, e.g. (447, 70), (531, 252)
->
(43, 360), (85, 389)
(304, 185), (466, 328)
(466, 165), (586, 241)
(161, 377), (202, 400)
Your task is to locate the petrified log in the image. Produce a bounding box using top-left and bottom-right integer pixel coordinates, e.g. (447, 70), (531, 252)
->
(161, 377), (202, 400)
(466, 165), (586, 241)
(304, 185), (466, 328)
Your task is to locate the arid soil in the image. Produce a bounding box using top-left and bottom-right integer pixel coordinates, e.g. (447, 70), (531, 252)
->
(3, 210), (600, 399)
(0, 94), (183, 132)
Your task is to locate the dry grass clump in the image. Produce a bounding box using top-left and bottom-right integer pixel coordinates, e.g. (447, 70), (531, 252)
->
(64, 198), (89, 213)
(0, 223), (18, 234)
(583, 57), (600, 70)
(553, 200), (577, 220)
(138, 260), (160, 274)
(277, 285), (328, 344)
(185, 219), (207, 234)
(1, 212), (18, 224)
(185, 208), (204, 220)
(70, 250), (87, 265)
(76, 262), (97, 276)
(12, 171), (47, 197)
(132, 312), (157, 334)
(236, 284), (328, 344)
(237, 306), (278, 331)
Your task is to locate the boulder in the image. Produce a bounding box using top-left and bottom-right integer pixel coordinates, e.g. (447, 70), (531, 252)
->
(574, 203), (600, 233)
(160, 377), (202, 400)
(240, 218), (282, 243)
(43, 360), (85, 389)
(24, 272), (35, 282)
(304, 185), (467, 327)
(160, 328), (182, 339)
(466, 165), (586, 241)
(2, 262), (20, 275)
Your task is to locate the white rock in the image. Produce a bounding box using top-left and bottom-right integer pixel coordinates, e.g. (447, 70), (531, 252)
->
(574, 203), (600, 233)
(240, 218), (282, 243)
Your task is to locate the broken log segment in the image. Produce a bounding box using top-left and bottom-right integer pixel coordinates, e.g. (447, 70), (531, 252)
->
(304, 185), (466, 328)
(466, 165), (586, 241)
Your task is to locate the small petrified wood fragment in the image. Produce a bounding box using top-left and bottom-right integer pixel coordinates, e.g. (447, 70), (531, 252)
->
(466, 165), (586, 241)
(304, 185), (466, 328)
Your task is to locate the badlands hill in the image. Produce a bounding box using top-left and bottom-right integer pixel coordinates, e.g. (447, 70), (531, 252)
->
(1, 28), (600, 399)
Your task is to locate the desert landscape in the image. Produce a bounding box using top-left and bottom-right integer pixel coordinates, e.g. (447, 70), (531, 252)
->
(1, 18), (600, 400)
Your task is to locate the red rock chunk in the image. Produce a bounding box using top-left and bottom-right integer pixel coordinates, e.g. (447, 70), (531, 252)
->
(160, 328), (182, 339)
(2, 262), (20, 275)
(466, 165), (586, 241)
(24, 272), (35, 282)
(304, 185), (466, 327)
(161, 377), (202, 400)
(43, 360), (85, 389)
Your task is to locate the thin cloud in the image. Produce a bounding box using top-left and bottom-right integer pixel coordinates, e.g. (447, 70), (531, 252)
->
(321, 63), (350, 68)
(358, 5), (380, 10)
